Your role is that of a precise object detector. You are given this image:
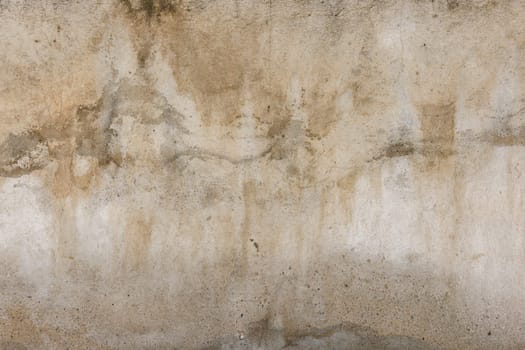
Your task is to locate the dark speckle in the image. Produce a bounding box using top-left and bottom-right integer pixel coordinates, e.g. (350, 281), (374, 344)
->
(384, 141), (415, 158)
(142, 0), (154, 17)
(120, 0), (177, 20)
(447, 0), (459, 10)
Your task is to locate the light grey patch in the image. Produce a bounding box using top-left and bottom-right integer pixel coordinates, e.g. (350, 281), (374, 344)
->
(0, 131), (49, 177)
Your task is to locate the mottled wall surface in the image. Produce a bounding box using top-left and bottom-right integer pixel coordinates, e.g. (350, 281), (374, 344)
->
(1, 0), (525, 349)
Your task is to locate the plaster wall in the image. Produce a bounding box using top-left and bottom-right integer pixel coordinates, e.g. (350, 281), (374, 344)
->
(1, 1), (525, 349)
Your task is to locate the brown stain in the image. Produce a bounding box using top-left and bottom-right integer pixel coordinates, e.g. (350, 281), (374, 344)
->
(462, 68), (498, 113)
(161, 13), (263, 127)
(412, 151), (458, 259)
(417, 101), (456, 160)
(351, 79), (377, 115)
(447, 0), (460, 11)
(119, 0), (289, 132)
(0, 342), (27, 350)
(449, 156), (463, 269)
(336, 170), (359, 224)
(0, 91), (122, 278)
(370, 141), (417, 163)
(116, 0), (392, 141)
(506, 154), (516, 216)
(71, 159), (99, 190)
(136, 43), (152, 68)
(202, 185), (222, 207)
(74, 98), (119, 168)
(0, 86), (121, 194)
(47, 156), (76, 201)
(216, 210), (236, 258)
(384, 141), (416, 159)
(0, 98), (116, 276)
(304, 87), (338, 138)
(484, 125), (525, 147)
(0, 1), (520, 348)
(0, 304), (110, 349)
(369, 163), (383, 199)
(120, 0), (177, 21)
(123, 212), (153, 272)
(293, 225), (305, 273)
(336, 171), (359, 192)
(162, 28), (277, 127)
(240, 180), (257, 274)
(267, 115), (292, 139)
(0, 305), (40, 348)
(317, 185), (328, 249)
(348, 23), (394, 118)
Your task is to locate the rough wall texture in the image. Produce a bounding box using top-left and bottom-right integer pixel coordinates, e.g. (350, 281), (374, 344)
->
(1, 0), (525, 349)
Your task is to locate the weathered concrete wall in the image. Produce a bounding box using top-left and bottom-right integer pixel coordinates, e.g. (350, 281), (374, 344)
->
(1, 0), (525, 349)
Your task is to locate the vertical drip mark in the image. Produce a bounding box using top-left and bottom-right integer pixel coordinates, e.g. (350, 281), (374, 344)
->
(241, 181), (256, 275)
(506, 155), (515, 222)
(267, 0), (273, 92)
(398, 1), (406, 81)
(317, 186), (328, 257)
(234, 0), (239, 18)
(54, 197), (78, 277)
(447, 155), (462, 306)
